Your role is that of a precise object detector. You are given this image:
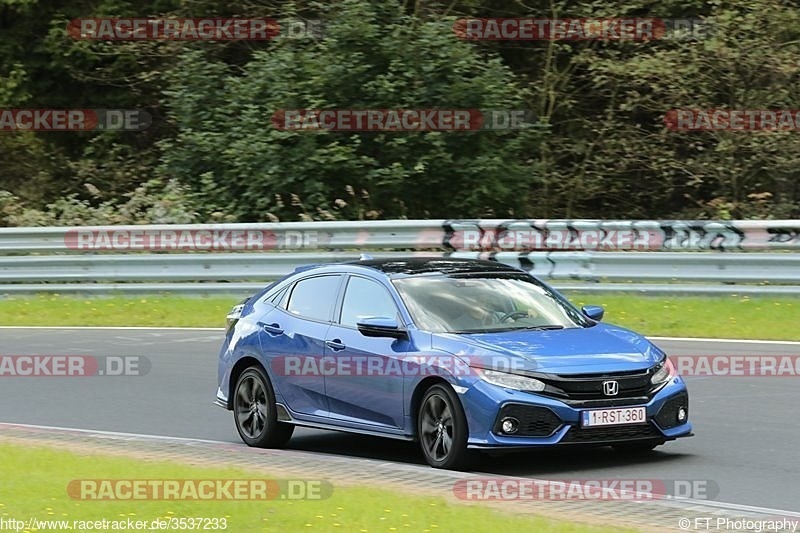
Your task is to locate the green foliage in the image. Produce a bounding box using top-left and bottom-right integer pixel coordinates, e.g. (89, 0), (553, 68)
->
(0, 179), (198, 226)
(0, 0), (798, 223)
(159, 0), (545, 220)
(557, 0), (800, 218)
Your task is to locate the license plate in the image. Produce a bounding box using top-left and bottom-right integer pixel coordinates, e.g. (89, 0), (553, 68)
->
(581, 407), (647, 427)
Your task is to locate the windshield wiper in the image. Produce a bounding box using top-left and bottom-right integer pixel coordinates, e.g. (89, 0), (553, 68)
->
(450, 325), (566, 334)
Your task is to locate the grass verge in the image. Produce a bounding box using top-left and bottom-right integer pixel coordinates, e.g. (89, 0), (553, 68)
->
(0, 293), (797, 341)
(0, 294), (236, 328)
(568, 293), (799, 341)
(0, 442), (626, 532)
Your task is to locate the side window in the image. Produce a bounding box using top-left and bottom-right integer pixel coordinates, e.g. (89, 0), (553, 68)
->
(267, 286), (289, 307)
(286, 276), (341, 322)
(339, 276), (399, 328)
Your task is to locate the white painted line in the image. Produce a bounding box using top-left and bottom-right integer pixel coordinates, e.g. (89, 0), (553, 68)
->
(0, 326), (798, 344)
(657, 496), (800, 517)
(0, 422), (230, 445)
(648, 336), (800, 346)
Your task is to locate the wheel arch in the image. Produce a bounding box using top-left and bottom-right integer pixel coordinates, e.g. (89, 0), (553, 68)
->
(227, 356), (267, 409)
(410, 376), (467, 440)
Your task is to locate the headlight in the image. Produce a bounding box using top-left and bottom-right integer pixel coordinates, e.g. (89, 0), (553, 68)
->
(479, 369), (546, 392)
(650, 358), (674, 385)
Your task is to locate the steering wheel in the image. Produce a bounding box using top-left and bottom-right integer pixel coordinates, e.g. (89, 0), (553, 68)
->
(499, 311), (530, 323)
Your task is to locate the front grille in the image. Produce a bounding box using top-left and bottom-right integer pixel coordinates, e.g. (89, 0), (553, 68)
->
(654, 393), (689, 429)
(493, 403), (562, 437)
(534, 368), (663, 405)
(560, 422), (663, 444)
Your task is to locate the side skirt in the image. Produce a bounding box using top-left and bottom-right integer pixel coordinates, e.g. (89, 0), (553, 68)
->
(275, 403), (415, 442)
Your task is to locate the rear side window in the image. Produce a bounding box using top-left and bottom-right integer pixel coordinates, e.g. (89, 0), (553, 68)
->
(339, 276), (399, 328)
(286, 275), (341, 322)
(266, 286), (289, 306)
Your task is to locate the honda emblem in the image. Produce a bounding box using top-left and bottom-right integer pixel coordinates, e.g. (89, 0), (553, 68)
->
(603, 380), (619, 396)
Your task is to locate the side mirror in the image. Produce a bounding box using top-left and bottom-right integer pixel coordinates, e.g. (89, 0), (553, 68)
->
(357, 317), (406, 339)
(581, 305), (605, 322)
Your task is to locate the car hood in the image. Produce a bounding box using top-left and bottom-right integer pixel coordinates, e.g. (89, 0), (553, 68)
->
(431, 323), (664, 375)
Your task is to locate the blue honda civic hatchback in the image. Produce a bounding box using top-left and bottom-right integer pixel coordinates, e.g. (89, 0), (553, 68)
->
(215, 257), (692, 469)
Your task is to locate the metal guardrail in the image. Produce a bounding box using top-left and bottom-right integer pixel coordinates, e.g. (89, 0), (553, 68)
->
(1, 219), (799, 252)
(0, 220), (798, 295)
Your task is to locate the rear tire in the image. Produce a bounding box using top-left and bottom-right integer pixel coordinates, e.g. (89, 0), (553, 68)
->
(417, 383), (470, 469)
(233, 366), (294, 448)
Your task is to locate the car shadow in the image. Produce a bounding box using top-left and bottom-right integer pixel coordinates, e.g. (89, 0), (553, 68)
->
(289, 429), (426, 465)
(287, 429), (690, 474)
(472, 446), (690, 476)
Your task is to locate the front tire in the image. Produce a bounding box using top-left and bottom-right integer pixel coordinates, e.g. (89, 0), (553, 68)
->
(417, 384), (470, 469)
(233, 366), (294, 448)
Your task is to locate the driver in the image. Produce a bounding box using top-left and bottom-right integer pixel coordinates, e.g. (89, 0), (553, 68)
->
(449, 298), (504, 331)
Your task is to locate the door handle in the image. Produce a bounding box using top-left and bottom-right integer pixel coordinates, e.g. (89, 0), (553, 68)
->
(325, 339), (346, 351)
(259, 323), (284, 335)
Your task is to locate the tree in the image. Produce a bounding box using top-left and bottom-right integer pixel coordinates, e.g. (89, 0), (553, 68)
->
(159, 0), (545, 221)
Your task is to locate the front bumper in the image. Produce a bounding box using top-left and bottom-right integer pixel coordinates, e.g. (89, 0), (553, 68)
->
(464, 375), (692, 449)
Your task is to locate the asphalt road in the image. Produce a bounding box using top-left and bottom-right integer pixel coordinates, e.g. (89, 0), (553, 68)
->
(1, 328), (798, 512)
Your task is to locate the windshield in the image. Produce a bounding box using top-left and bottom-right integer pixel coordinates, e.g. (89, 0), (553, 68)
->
(392, 274), (588, 333)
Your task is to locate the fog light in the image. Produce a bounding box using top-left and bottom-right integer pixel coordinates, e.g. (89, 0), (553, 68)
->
(501, 417), (519, 434)
(677, 407), (687, 422)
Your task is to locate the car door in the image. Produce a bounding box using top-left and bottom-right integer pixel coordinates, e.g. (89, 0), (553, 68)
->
(257, 274), (343, 418)
(323, 275), (409, 429)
